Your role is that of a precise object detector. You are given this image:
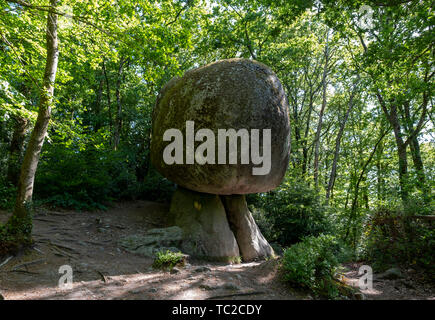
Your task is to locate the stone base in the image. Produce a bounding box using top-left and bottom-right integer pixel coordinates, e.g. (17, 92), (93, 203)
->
(167, 187), (274, 262)
(167, 187), (240, 262)
(222, 195), (275, 261)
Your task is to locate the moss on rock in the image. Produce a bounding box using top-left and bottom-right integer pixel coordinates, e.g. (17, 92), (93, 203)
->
(151, 58), (290, 195)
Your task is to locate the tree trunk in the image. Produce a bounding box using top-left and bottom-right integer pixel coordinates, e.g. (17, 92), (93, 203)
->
(313, 35), (329, 188)
(6, 116), (28, 186)
(302, 93), (314, 176)
(360, 33), (416, 205)
(10, 0), (59, 226)
(113, 57), (127, 150)
(345, 128), (388, 241)
(389, 104), (409, 202)
(409, 135), (428, 197)
(94, 73), (104, 132)
(396, 140), (409, 202)
(376, 92), (409, 203)
(291, 92), (301, 170)
(326, 86), (356, 203)
(376, 135), (385, 205)
(102, 59), (112, 140)
(403, 101), (428, 200)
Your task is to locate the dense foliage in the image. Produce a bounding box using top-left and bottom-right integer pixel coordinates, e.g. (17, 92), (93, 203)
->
(281, 234), (343, 298)
(363, 207), (435, 277)
(249, 177), (333, 247)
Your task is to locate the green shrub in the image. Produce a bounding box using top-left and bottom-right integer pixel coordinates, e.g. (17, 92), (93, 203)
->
(36, 192), (107, 211)
(0, 211), (33, 255)
(152, 250), (185, 270)
(363, 206), (435, 277)
(35, 143), (116, 209)
(33, 136), (175, 210)
(250, 205), (275, 241)
(281, 234), (341, 298)
(0, 179), (16, 210)
(248, 178), (333, 247)
(139, 168), (176, 203)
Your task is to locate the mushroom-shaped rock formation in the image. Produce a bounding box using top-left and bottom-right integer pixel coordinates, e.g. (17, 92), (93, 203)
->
(151, 58), (290, 262)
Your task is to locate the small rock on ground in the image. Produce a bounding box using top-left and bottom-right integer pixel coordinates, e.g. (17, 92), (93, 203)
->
(354, 292), (366, 300)
(377, 267), (403, 280)
(170, 267), (181, 274)
(222, 283), (240, 291)
(194, 266), (211, 273)
(199, 284), (215, 291)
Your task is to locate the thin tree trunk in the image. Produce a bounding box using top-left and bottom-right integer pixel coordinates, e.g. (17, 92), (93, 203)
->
(102, 59), (112, 140)
(113, 57), (127, 150)
(376, 92), (409, 202)
(326, 86), (356, 203)
(374, 88), (428, 206)
(409, 135), (427, 198)
(94, 73), (104, 132)
(403, 101), (428, 200)
(359, 35), (412, 204)
(7, 116), (28, 186)
(11, 0), (59, 224)
(287, 83), (302, 170)
(409, 135), (425, 185)
(313, 33), (330, 188)
(344, 183), (351, 210)
(302, 93), (314, 176)
(390, 108), (409, 203)
(345, 128), (389, 241)
(376, 134), (385, 205)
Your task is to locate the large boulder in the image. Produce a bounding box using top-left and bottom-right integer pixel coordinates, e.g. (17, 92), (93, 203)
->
(167, 187), (240, 262)
(151, 58), (290, 195)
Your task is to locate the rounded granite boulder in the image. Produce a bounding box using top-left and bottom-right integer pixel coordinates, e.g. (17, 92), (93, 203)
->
(151, 58), (290, 195)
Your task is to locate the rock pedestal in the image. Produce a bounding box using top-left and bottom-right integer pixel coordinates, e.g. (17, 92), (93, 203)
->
(167, 187), (240, 262)
(149, 59), (290, 262)
(222, 195), (275, 261)
(166, 187), (274, 262)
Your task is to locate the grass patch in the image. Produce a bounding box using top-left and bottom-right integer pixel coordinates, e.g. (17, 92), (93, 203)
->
(152, 250), (186, 270)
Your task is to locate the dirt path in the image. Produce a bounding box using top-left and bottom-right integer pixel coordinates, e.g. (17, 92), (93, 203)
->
(0, 201), (433, 300)
(0, 201), (297, 300)
(341, 262), (434, 300)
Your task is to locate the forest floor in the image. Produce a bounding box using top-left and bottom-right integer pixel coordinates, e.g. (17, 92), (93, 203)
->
(0, 201), (433, 300)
